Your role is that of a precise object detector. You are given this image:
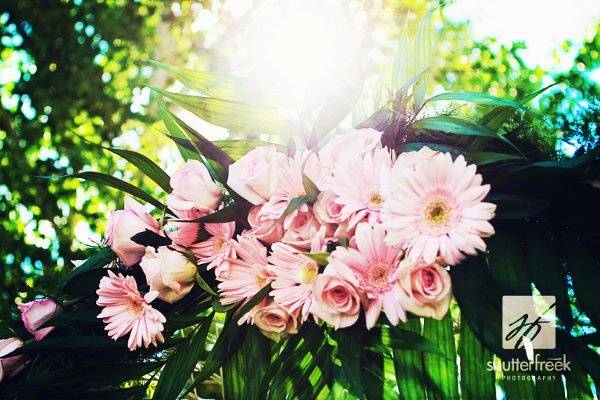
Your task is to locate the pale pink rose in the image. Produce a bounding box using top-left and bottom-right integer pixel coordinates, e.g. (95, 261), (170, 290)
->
(17, 298), (62, 341)
(97, 271), (165, 351)
(191, 222), (236, 278)
(330, 223), (407, 329)
(382, 151), (496, 265)
(106, 197), (160, 267)
(167, 160), (221, 212)
(313, 191), (346, 224)
(311, 262), (361, 329)
(227, 146), (287, 205)
(139, 247), (197, 303)
(248, 205), (284, 244)
(250, 298), (299, 342)
(281, 205), (323, 250)
(0, 338), (27, 381)
(393, 146), (439, 171)
(318, 128), (383, 171)
(164, 208), (208, 249)
(398, 259), (452, 320)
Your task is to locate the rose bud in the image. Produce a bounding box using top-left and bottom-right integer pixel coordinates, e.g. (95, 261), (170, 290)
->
(247, 205), (284, 245)
(167, 160), (222, 212)
(250, 299), (299, 342)
(106, 197), (160, 267)
(17, 298), (62, 341)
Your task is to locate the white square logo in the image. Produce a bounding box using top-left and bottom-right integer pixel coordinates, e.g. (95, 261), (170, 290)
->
(502, 295), (556, 350)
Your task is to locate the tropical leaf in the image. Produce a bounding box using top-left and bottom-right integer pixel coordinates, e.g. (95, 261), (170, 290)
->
(412, 115), (521, 153)
(56, 247), (115, 293)
(564, 239), (600, 328)
(422, 315), (459, 400)
(458, 321), (495, 400)
(101, 147), (171, 193)
(333, 327), (366, 399)
(392, 318), (427, 400)
(213, 139), (284, 160)
(486, 232), (532, 295)
(156, 96), (201, 161)
(282, 196), (310, 217)
(153, 314), (214, 400)
(153, 88), (290, 136)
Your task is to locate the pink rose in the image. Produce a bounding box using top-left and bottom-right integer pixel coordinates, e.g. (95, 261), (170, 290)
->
(167, 160), (221, 212)
(247, 205), (284, 244)
(392, 146), (438, 171)
(311, 263), (361, 329)
(314, 191), (345, 225)
(106, 197), (160, 267)
(398, 260), (452, 320)
(227, 146), (287, 205)
(318, 128), (383, 170)
(17, 298), (62, 341)
(0, 337), (27, 381)
(140, 247), (197, 303)
(251, 299), (299, 342)
(281, 205), (323, 250)
(164, 208), (208, 249)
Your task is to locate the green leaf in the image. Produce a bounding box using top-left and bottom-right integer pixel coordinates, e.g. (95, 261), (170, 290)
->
(458, 320), (495, 400)
(102, 147), (171, 193)
(565, 362), (594, 400)
(199, 201), (252, 223)
(302, 174), (320, 203)
(222, 328), (271, 400)
(153, 88), (290, 136)
(195, 272), (217, 297)
(213, 139), (284, 160)
(425, 91), (524, 108)
(412, 9), (434, 108)
(502, 370), (535, 400)
(306, 252), (329, 266)
(487, 232), (532, 295)
(525, 231), (572, 329)
(392, 318), (427, 400)
(153, 314), (214, 400)
(282, 196), (310, 218)
(0, 322), (15, 340)
(333, 327), (366, 399)
(422, 315), (459, 400)
(235, 284), (272, 322)
(156, 97), (201, 161)
(56, 247), (115, 292)
(412, 115), (521, 153)
(11, 335), (129, 355)
(468, 151), (525, 165)
(564, 239), (600, 328)
(71, 171), (170, 213)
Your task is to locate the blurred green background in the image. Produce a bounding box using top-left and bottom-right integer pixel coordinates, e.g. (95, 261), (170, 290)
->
(0, 0), (598, 313)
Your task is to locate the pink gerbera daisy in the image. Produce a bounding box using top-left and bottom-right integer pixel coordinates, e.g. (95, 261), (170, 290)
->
(330, 223), (407, 329)
(268, 242), (319, 321)
(259, 155), (306, 220)
(328, 147), (393, 227)
(96, 271), (166, 351)
(191, 222), (236, 278)
(217, 234), (273, 308)
(382, 151), (496, 265)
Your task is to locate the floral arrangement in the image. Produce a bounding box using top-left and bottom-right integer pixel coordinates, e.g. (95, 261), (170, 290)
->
(1, 58), (599, 400)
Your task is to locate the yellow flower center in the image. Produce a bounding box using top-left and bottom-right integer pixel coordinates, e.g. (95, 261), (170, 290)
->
(424, 196), (452, 226)
(213, 237), (226, 252)
(298, 261), (318, 284)
(128, 296), (145, 316)
(365, 190), (384, 209)
(256, 270), (269, 287)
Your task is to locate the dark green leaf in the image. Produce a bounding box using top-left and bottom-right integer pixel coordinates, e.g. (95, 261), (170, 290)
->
(426, 92), (524, 108)
(195, 272), (217, 297)
(153, 314), (214, 400)
(468, 151), (525, 165)
(199, 201), (252, 223)
(102, 147), (171, 193)
(525, 231), (572, 329)
(487, 232), (532, 295)
(333, 327), (366, 399)
(502, 370), (535, 400)
(71, 171), (170, 213)
(234, 284), (271, 322)
(413, 115), (521, 153)
(56, 247), (115, 292)
(564, 240), (600, 328)
(156, 97), (201, 161)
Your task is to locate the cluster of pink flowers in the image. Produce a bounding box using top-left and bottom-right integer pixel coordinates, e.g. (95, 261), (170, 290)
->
(95, 128), (495, 347)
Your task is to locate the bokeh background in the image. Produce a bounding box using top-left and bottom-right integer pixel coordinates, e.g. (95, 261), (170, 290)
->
(0, 0), (598, 314)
